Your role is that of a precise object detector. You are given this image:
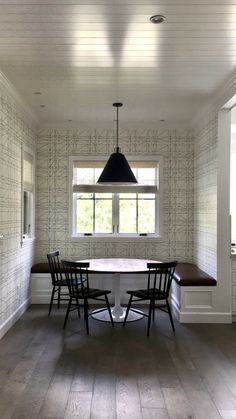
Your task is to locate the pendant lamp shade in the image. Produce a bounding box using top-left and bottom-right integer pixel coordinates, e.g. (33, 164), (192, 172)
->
(97, 103), (138, 184)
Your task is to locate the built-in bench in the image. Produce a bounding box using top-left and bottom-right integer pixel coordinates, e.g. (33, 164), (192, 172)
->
(30, 261), (216, 322)
(173, 263), (216, 287)
(31, 263), (51, 274)
(31, 261), (216, 286)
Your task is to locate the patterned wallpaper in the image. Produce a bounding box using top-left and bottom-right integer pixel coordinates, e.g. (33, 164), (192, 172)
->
(36, 128), (194, 263)
(0, 83), (36, 331)
(193, 115), (217, 278)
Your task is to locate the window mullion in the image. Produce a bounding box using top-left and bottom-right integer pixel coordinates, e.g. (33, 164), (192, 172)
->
(113, 193), (119, 234)
(93, 193), (95, 233)
(73, 193), (77, 235)
(136, 194), (138, 233)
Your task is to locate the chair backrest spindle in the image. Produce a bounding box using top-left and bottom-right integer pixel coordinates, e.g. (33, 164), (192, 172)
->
(62, 260), (89, 298)
(47, 250), (64, 284)
(146, 261), (178, 299)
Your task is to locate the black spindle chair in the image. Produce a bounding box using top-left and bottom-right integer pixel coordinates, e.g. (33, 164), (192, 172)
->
(47, 250), (71, 316)
(62, 260), (114, 335)
(123, 261), (178, 336)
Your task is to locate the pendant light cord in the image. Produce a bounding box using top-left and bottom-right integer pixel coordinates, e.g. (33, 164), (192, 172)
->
(116, 105), (119, 149)
(113, 102), (122, 152)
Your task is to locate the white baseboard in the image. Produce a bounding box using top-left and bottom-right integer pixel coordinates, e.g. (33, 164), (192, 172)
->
(178, 311), (232, 323)
(171, 297), (232, 323)
(30, 290), (52, 305)
(0, 298), (30, 340)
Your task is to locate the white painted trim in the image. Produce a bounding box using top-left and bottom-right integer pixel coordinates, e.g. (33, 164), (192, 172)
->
(192, 71), (236, 128)
(0, 298), (30, 340)
(68, 155), (163, 239)
(184, 289), (213, 309)
(171, 296), (232, 323)
(0, 69), (38, 126)
(30, 292), (52, 305)
(40, 122), (193, 130)
(178, 311), (232, 323)
(217, 110), (232, 314)
(22, 145), (36, 242)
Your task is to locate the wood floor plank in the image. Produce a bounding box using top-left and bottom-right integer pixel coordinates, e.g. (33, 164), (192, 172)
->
(2, 307), (236, 419)
(0, 330), (46, 419)
(165, 338), (206, 392)
(150, 336), (181, 389)
(162, 387), (194, 419)
(10, 345), (63, 419)
(37, 349), (75, 418)
(192, 356), (236, 411)
(70, 347), (95, 392)
(38, 374), (73, 418)
(64, 391), (92, 419)
(219, 410), (236, 418)
(142, 407), (169, 419)
(115, 336), (144, 419)
(185, 389), (222, 419)
(90, 354), (116, 419)
(136, 350), (165, 409)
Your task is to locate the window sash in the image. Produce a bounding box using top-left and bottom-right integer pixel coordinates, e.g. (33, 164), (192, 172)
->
(73, 160), (158, 169)
(74, 192), (157, 235)
(23, 153), (33, 192)
(73, 184), (157, 194)
(72, 159), (159, 236)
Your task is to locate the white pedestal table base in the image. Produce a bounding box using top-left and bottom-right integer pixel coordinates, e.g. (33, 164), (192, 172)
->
(91, 306), (144, 323)
(91, 272), (144, 323)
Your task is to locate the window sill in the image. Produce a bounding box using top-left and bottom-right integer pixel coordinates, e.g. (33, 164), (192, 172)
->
(70, 235), (163, 242)
(21, 236), (35, 246)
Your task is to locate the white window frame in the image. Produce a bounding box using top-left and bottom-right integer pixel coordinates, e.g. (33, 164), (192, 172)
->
(69, 155), (163, 239)
(21, 145), (35, 243)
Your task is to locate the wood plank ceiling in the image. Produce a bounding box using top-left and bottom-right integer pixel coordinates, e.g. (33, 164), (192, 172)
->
(0, 0), (235, 125)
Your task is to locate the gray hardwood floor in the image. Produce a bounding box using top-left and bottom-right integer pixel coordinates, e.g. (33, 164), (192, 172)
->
(1, 306), (236, 419)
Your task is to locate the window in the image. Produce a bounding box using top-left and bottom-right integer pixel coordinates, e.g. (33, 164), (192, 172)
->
(22, 150), (34, 239)
(71, 159), (160, 237)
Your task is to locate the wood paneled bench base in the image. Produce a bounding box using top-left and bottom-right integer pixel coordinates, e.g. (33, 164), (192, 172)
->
(30, 262), (219, 323)
(171, 263), (218, 323)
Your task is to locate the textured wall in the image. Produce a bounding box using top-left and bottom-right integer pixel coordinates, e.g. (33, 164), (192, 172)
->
(193, 115), (217, 278)
(0, 83), (36, 330)
(36, 128), (194, 263)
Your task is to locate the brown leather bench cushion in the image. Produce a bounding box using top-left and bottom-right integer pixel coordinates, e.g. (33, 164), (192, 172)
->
(31, 262), (216, 287)
(173, 263), (216, 286)
(31, 263), (50, 274)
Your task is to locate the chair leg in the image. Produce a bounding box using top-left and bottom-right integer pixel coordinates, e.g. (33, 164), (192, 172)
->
(76, 297), (81, 318)
(152, 302), (155, 322)
(123, 295), (133, 326)
(105, 295), (114, 326)
(84, 299), (89, 335)
(48, 286), (56, 316)
(57, 286), (61, 309)
(147, 300), (153, 336)
(63, 297), (72, 329)
(166, 300), (175, 332)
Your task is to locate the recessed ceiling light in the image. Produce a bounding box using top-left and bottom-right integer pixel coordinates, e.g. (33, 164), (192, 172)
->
(150, 15), (166, 24)
(40, 104), (45, 108)
(34, 91), (42, 95)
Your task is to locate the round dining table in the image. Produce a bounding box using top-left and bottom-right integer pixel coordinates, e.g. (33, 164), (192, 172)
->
(76, 258), (160, 323)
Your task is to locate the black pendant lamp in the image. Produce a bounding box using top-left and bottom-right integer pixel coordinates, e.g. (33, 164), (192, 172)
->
(97, 103), (138, 184)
